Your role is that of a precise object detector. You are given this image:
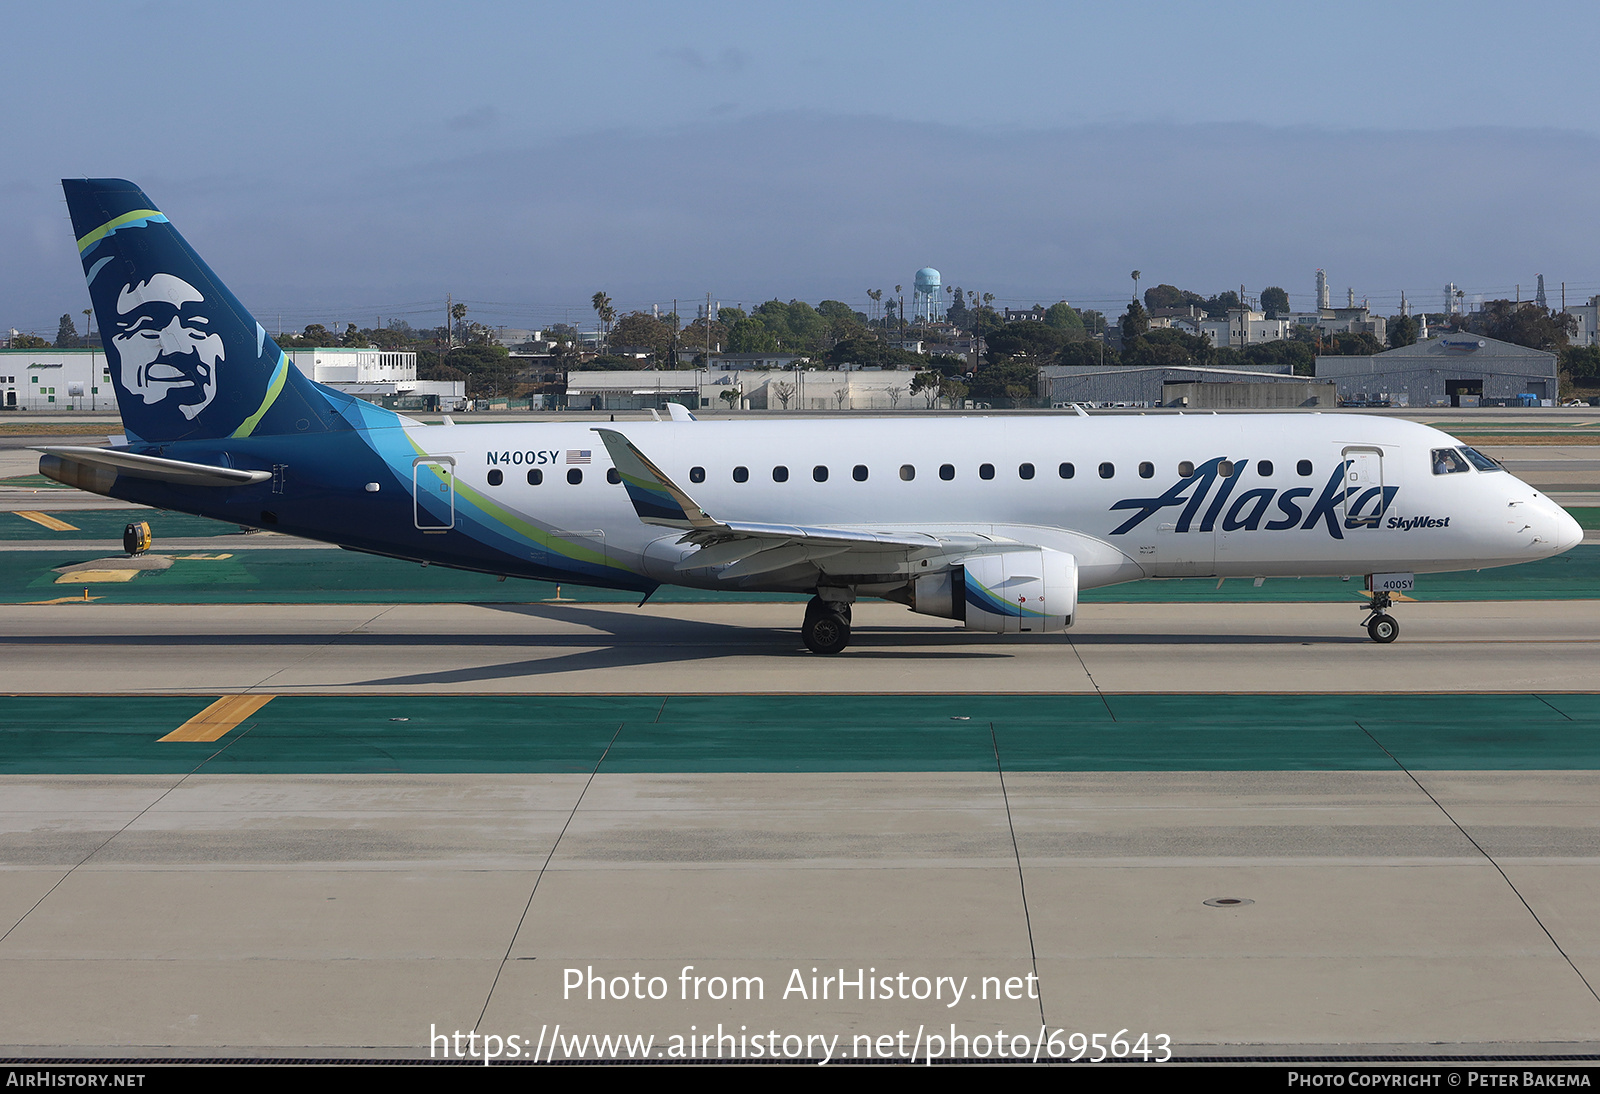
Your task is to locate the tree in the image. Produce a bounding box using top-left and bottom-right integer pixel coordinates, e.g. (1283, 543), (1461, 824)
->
(945, 287), (970, 330)
(1465, 301), (1575, 352)
(680, 316), (728, 361)
(968, 359), (1037, 402)
(1043, 302), (1084, 335)
(727, 317), (780, 354)
(609, 311), (677, 363)
(719, 386), (741, 410)
(984, 322), (1068, 365)
(340, 322), (365, 347)
(886, 385), (904, 410)
(1143, 284), (1206, 312)
(910, 371), (942, 408)
(10, 333), (49, 349)
(1260, 286), (1290, 318)
(833, 386), (851, 410)
(771, 380), (796, 409)
(1120, 300), (1149, 340)
(1563, 344), (1600, 381)
(1387, 314), (1419, 349)
(55, 314), (78, 348)
(590, 292), (614, 348)
(1057, 339), (1117, 367)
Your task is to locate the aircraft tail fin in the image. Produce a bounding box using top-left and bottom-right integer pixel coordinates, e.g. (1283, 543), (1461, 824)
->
(62, 178), (351, 445)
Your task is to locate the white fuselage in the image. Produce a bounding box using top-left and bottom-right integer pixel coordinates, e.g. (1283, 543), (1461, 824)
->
(402, 412), (1580, 594)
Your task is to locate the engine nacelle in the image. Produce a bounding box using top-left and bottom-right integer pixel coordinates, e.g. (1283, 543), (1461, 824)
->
(910, 549), (1077, 633)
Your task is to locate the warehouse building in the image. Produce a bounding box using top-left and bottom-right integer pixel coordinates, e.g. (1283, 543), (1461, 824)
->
(1039, 363), (1322, 407)
(1314, 333), (1558, 407)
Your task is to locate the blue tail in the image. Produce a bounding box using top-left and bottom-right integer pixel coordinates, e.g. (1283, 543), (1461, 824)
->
(63, 178), (348, 445)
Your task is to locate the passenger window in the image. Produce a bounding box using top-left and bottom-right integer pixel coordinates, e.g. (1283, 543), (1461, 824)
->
(606, 468), (621, 485)
(487, 469), (503, 486)
(733, 466), (749, 483)
(689, 466), (705, 483)
(1178, 461), (1194, 477)
(1018, 463), (1035, 480)
(940, 464), (955, 481)
(1139, 461), (1154, 479)
(1257, 460), (1273, 476)
(853, 465), (868, 481)
(1432, 448), (1470, 475)
(773, 465), (789, 482)
(900, 464), (915, 481)
(527, 469), (542, 486)
(1058, 462), (1074, 479)
(979, 463), (995, 480)
(813, 465), (829, 482)
(567, 469), (583, 485)
(1099, 462), (1114, 479)
(1297, 460), (1313, 477)
(1218, 460), (1235, 477)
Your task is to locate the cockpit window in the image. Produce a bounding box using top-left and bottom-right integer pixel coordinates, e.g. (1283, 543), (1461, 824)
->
(1459, 446), (1504, 473)
(1432, 448), (1470, 475)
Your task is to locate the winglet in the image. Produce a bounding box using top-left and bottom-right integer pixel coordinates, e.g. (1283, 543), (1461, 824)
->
(666, 402), (697, 422)
(593, 428), (722, 531)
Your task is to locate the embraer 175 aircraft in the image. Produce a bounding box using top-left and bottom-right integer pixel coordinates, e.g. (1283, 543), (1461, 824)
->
(40, 179), (1584, 653)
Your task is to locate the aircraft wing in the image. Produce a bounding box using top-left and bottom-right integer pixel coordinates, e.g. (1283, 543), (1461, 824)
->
(593, 427), (994, 578)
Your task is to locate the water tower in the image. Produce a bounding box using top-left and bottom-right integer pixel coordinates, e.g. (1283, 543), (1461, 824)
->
(913, 267), (942, 322)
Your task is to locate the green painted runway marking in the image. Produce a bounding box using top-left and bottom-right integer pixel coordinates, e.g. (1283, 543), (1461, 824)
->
(3, 694), (1599, 774)
(3, 545), (1599, 604)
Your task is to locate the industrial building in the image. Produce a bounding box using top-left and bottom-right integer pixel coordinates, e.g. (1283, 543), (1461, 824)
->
(0, 347), (465, 413)
(1314, 333), (1559, 407)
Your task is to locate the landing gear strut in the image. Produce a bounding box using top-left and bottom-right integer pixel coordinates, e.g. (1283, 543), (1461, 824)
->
(802, 595), (852, 655)
(1363, 590), (1399, 644)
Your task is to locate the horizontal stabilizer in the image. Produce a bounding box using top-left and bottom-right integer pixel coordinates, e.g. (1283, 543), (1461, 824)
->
(37, 446), (272, 488)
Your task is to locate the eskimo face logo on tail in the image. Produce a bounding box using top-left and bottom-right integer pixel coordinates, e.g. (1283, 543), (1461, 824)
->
(111, 274), (223, 420)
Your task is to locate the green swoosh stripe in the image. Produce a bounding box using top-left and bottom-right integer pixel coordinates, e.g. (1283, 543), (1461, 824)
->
(76, 209), (168, 254)
(231, 352), (289, 438)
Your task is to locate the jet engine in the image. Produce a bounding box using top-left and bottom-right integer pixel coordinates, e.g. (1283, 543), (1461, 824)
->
(908, 549), (1077, 633)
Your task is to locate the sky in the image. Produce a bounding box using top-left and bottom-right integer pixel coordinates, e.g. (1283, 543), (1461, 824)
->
(5, 0), (1600, 337)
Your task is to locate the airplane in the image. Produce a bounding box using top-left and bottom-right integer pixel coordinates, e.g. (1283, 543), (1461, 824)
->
(38, 179), (1584, 653)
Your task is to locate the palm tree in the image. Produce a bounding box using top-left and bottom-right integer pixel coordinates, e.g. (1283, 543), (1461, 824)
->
(591, 292), (615, 349)
(450, 302), (467, 348)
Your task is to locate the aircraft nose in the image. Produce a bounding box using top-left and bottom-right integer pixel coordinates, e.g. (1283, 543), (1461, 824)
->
(1555, 505), (1584, 552)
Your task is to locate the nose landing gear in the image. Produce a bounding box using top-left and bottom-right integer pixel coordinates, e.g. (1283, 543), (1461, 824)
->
(802, 595), (852, 654)
(1363, 590), (1399, 643)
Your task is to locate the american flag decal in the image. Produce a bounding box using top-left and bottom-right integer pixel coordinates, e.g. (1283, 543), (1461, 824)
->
(566, 450), (591, 464)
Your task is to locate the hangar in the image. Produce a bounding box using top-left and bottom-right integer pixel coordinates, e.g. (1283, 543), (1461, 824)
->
(1315, 333), (1558, 407)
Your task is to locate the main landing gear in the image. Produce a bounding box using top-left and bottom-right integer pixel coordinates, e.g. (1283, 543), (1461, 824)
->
(1363, 590), (1399, 644)
(802, 595), (852, 655)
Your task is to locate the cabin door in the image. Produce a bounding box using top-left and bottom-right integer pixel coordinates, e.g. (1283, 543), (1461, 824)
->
(413, 457), (456, 530)
(1341, 446), (1387, 530)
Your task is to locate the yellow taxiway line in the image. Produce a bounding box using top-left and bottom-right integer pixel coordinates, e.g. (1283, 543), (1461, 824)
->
(16, 511), (78, 531)
(159, 694), (275, 742)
